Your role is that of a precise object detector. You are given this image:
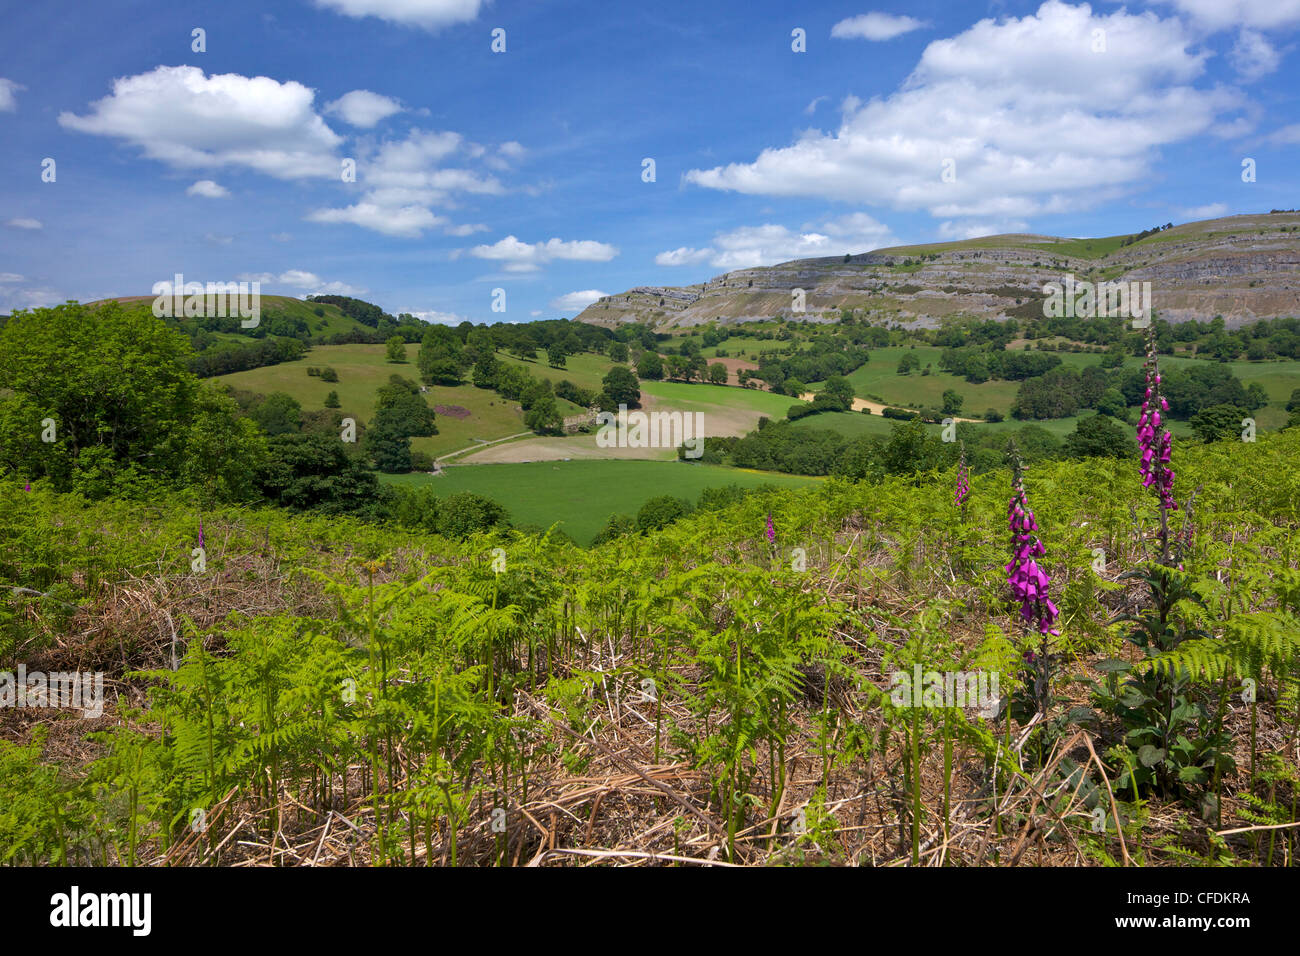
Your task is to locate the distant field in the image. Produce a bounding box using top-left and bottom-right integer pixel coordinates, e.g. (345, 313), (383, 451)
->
(834, 346), (1023, 413)
(495, 350), (616, 394)
(213, 343), (529, 457)
(382, 459), (821, 544)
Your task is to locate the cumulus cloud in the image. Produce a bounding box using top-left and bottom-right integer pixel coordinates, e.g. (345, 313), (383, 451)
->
(6, 218), (43, 230)
(831, 12), (930, 41)
(470, 236), (618, 272)
(312, 0), (484, 31)
(324, 89), (403, 127)
(0, 78), (23, 111)
(1229, 30), (1281, 81)
(656, 213), (897, 270)
(59, 65), (342, 179)
(1149, 0), (1300, 31)
(685, 2), (1242, 226)
(237, 269), (366, 296)
(186, 179), (229, 198)
(550, 290), (608, 311)
(307, 128), (506, 237)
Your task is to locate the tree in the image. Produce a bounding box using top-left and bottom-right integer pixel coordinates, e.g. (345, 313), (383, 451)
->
(708, 362), (728, 385)
(525, 394), (564, 434)
(257, 432), (382, 515)
(435, 492), (510, 538)
(897, 352), (920, 375)
(591, 512), (635, 545)
(1063, 413), (1136, 460)
(984, 408), (1004, 423)
(637, 351), (664, 380)
(363, 409), (413, 472)
(941, 389), (964, 416)
(386, 335), (407, 363)
(249, 392), (303, 436)
(602, 365), (641, 408)
(320, 367), (339, 382)
(608, 340), (630, 363)
(635, 495), (693, 532)
(1287, 388), (1300, 413)
(1190, 403), (1248, 443)
(1096, 388), (1128, 419)
(0, 300), (212, 492)
(375, 375), (437, 437)
(547, 343), (567, 368)
(324, 391), (341, 408)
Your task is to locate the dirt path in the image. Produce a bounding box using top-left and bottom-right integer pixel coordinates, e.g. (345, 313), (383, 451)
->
(436, 431), (533, 464)
(798, 393), (980, 422)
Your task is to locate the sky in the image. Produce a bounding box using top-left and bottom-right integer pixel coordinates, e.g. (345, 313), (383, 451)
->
(1, 0), (1298, 322)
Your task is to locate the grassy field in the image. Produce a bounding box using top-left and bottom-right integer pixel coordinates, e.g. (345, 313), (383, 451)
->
(495, 350), (617, 394)
(382, 459), (821, 544)
(213, 343), (530, 458)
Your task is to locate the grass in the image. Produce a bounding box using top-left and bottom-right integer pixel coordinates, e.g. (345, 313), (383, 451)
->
(382, 459), (821, 544)
(214, 343), (529, 457)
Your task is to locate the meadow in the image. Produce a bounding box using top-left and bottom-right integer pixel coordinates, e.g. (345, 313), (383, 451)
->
(383, 459), (821, 543)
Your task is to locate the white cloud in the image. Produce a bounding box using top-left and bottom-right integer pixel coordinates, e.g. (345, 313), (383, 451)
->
(312, 0), (484, 30)
(656, 213), (897, 270)
(324, 89), (403, 127)
(59, 66), (342, 180)
(1229, 30), (1281, 81)
(307, 128), (506, 237)
(1180, 202), (1228, 219)
(307, 201), (446, 238)
(6, 218), (43, 230)
(186, 179), (229, 198)
(470, 236), (619, 272)
(1269, 123), (1300, 143)
(0, 273), (24, 282)
(498, 141), (525, 159)
(1150, 0), (1300, 31)
(804, 96), (828, 115)
(204, 233), (234, 245)
(550, 289), (608, 311)
(237, 269), (366, 296)
(403, 309), (469, 324)
(0, 286), (63, 313)
(444, 222), (488, 236)
(831, 12), (930, 41)
(270, 232), (293, 242)
(0, 78), (23, 112)
(685, 2), (1240, 225)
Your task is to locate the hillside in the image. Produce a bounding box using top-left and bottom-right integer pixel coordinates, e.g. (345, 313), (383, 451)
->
(3, 430), (1297, 867)
(576, 212), (1300, 330)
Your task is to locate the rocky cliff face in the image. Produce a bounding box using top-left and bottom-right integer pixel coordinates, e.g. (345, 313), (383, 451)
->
(576, 212), (1300, 330)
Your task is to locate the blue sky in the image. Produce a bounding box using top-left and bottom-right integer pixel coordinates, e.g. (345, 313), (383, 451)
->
(1, 0), (1298, 322)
